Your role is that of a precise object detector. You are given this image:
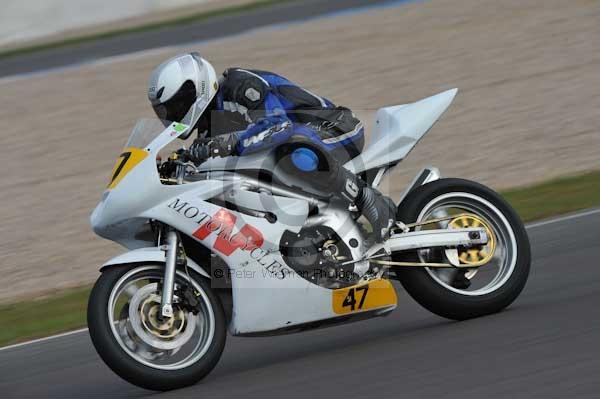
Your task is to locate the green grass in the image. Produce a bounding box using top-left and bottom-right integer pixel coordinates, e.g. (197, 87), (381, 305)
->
(1, 170), (599, 348)
(0, 0), (291, 61)
(502, 170), (600, 222)
(0, 286), (91, 347)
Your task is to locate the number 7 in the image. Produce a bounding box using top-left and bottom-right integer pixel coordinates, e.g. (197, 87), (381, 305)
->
(356, 285), (369, 309)
(110, 151), (132, 185)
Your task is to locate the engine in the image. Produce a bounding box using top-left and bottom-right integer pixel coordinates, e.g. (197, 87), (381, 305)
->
(280, 226), (359, 288)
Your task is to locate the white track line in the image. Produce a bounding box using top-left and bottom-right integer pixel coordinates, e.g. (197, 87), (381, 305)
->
(1, 207), (599, 352)
(0, 328), (88, 352)
(525, 207), (600, 229)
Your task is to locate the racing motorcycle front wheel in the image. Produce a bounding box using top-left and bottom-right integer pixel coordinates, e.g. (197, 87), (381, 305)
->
(394, 178), (531, 320)
(87, 264), (226, 391)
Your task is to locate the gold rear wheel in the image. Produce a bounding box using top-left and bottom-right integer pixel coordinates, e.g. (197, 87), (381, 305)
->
(448, 214), (496, 267)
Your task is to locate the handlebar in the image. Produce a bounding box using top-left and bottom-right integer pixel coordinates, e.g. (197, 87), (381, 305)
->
(159, 150), (203, 184)
(175, 159), (200, 173)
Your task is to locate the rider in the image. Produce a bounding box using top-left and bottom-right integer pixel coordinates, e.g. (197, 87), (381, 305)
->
(148, 53), (396, 241)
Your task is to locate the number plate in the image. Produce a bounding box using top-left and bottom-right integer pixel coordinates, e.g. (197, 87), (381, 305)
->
(332, 278), (397, 315)
(107, 147), (148, 189)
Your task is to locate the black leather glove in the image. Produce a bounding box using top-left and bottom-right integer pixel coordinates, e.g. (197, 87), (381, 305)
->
(188, 138), (211, 164)
(188, 133), (240, 164)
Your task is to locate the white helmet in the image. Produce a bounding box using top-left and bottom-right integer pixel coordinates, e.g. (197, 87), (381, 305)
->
(148, 52), (218, 137)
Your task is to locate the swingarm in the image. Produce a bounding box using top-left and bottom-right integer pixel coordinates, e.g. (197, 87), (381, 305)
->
(360, 213), (490, 269)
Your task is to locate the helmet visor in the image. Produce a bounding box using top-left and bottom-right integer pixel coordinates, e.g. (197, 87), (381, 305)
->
(152, 80), (197, 126)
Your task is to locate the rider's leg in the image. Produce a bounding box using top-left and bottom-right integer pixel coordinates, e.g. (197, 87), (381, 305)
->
(279, 142), (396, 242)
(328, 161), (396, 242)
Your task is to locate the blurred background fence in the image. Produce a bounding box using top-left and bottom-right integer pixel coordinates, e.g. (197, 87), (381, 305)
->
(0, 0), (256, 48)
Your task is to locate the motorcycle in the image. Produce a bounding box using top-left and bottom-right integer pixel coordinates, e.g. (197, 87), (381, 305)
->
(88, 88), (530, 391)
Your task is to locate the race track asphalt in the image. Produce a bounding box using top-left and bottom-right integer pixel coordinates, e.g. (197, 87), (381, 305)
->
(1, 208), (599, 398)
(0, 0), (402, 79)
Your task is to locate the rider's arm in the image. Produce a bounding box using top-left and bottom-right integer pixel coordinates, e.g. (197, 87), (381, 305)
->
(235, 103), (293, 155)
(226, 68), (295, 155)
(189, 90), (293, 162)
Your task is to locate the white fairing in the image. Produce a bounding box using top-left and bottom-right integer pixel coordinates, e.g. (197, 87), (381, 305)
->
(345, 89), (458, 173)
(102, 247), (210, 278)
(90, 121), (383, 335)
(91, 88), (459, 335)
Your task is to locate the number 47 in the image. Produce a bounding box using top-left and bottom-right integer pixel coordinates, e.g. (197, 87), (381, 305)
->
(342, 285), (369, 311)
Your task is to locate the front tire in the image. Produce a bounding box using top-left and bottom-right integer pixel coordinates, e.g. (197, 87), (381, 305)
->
(88, 264), (226, 391)
(394, 178), (531, 320)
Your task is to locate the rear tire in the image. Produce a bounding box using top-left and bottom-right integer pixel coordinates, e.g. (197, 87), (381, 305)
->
(88, 264), (226, 391)
(394, 178), (531, 320)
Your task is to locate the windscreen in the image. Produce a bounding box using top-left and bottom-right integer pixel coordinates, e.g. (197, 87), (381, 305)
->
(125, 118), (173, 149)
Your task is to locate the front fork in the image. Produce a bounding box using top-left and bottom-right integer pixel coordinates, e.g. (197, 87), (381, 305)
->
(161, 229), (178, 318)
(160, 162), (188, 317)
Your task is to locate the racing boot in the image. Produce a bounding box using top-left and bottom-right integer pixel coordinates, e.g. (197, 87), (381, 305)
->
(332, 167), (396, 242)
(355, 185), (397, 242)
